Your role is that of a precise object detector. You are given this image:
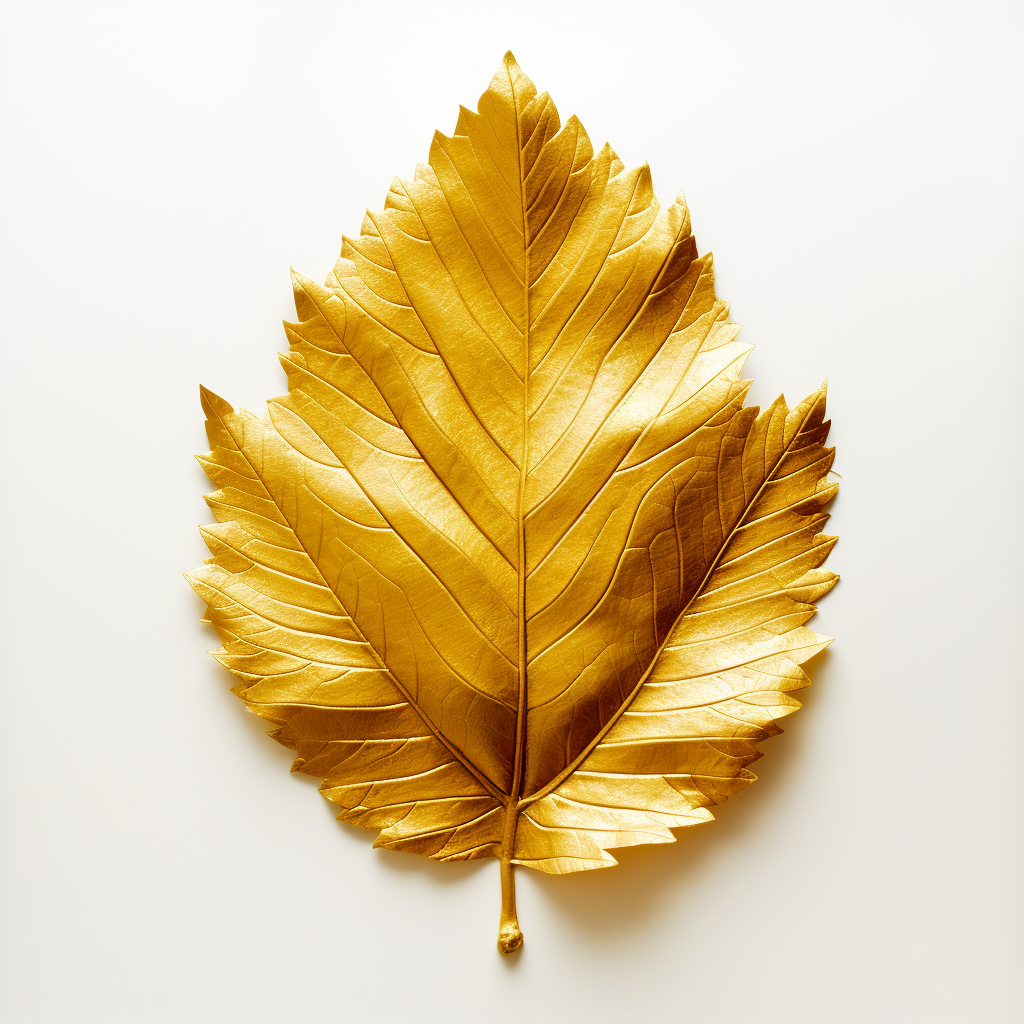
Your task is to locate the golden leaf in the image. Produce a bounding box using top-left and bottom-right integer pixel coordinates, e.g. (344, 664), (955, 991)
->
(187, 52), (838, 954)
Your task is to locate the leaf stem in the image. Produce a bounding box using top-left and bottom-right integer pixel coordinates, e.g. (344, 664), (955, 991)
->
(497, 858), (523, 955)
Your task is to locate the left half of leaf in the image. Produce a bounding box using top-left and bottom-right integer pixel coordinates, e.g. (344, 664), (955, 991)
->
(186, 387), (508, 861)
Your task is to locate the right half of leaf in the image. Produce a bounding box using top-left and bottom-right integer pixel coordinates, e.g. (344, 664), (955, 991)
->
(515, 386), (838, 872)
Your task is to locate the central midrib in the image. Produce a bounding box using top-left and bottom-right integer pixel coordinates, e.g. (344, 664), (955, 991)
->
(503, 74), (530, 862)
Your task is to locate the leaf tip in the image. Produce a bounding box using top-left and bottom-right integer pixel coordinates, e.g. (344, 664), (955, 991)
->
(199, 385), (233, 419)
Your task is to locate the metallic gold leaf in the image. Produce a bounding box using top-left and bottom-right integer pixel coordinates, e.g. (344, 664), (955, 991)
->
(187, 52), (838, 954)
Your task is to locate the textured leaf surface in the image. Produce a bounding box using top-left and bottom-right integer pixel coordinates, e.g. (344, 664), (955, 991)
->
(188, 52), (838, 949)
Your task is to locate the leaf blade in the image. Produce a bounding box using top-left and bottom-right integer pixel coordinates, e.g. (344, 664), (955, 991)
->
(189, 54), (838, 912)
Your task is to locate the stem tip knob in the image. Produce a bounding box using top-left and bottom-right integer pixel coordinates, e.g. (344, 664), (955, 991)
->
(498, 922), (524, 955)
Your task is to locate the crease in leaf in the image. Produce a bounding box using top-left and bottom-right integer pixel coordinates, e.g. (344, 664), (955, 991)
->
(188, 52), (838, 955)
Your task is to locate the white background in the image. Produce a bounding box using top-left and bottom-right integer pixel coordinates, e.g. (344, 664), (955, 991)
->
(1, 2), (1021, 1021)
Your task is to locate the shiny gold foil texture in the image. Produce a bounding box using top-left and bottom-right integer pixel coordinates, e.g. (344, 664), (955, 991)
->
(188, 52), (838, 953)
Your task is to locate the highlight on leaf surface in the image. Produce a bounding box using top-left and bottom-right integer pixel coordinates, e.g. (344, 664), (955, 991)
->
(187, 51), (838, 954)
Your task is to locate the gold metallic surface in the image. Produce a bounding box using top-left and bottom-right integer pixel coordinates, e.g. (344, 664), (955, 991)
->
(188, 52), (838, 953)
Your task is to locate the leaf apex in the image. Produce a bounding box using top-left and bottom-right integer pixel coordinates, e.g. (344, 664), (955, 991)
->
(199, 385), (233, 419)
